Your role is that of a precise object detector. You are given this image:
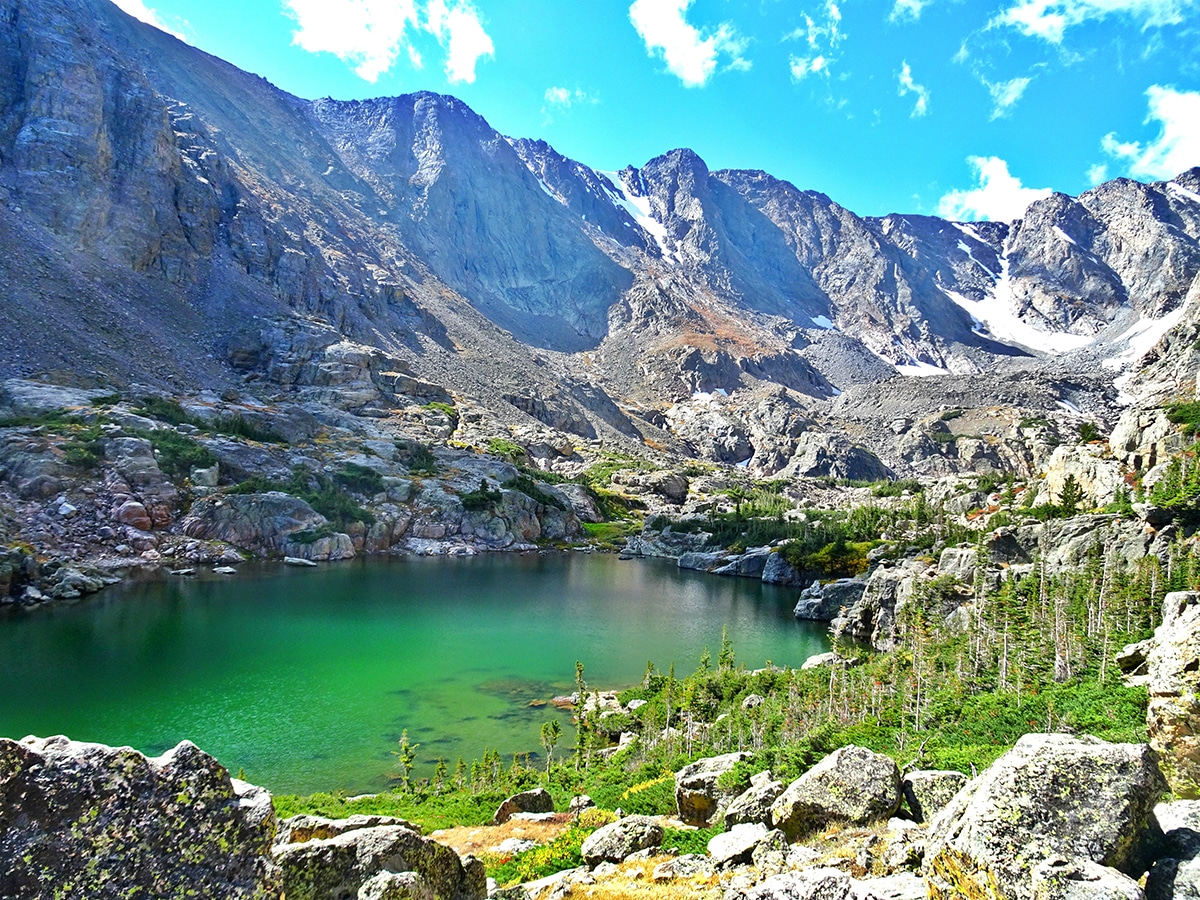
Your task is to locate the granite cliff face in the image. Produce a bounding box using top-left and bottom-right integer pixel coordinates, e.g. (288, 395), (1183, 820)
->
(2, 0), (1200, 475)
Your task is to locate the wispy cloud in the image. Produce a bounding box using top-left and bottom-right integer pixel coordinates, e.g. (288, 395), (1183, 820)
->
(111, 0), (185, 39)
(897, 62), (930, 117)
(628, 0), (750, 88)
(992, 0), (1198, 43)
(889, 0), (932, 22)
(284, 0), (493, 84)
(984, 76), (1033, 119)
(787, 2), (845, 82)
(543, 87), (597, 109)
(938, 156), (1053, 221)
(1101, 84), (1200, 180)
(1087, 163), (1110, 184)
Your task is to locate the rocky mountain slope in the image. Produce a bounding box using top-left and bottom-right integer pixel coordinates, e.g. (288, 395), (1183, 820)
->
(3, 0), (1200, 481)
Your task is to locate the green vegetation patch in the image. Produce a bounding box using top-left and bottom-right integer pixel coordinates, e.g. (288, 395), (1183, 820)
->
(489, 828), (588, 886)
(460, 479), (503, 511)
(334, 462), (385, 496)
(503, 475), (567, 510)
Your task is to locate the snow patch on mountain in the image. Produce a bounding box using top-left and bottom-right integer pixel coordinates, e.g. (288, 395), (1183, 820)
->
(1102, 306), (1188, 370)
(598, 171), (671, 257)
(939, 258), (1095, 355)
(1169, 181), (1200, 204)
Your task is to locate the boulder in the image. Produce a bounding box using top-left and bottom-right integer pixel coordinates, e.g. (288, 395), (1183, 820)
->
(357, 872), (434, 900)
(674, 751), (751, 826)
(1148, 591), (1200, 798)
(902, 770), (968, 824)
(114, 499), (153, 530)
(677, 550), (730, 572)
(762, 551), (804, 586)
(651, 853), (716, 881)
(832, 562), (927, 650)
(275, 825), (485, 900)
(493, 788), (554, 824)
(1146, 856), (1200, 900)
(276, 814), (421, 846)
(0, 735), (278, 899)
(1032, 857), (1145, 900)
(769, 745), (902, 841)
(724, 771), (785, 827)
(795, 578), (866, 621)
(740, 867), (924, 900)
(708, 822), (769, 868)
(937, 547), (979, 583)
(579, 816), (663, 866)
(713, 546), (773, 578)
(925, 734), (1166, 900)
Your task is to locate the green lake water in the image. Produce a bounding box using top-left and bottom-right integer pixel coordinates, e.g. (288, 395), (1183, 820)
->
(0, 553), (827, 794)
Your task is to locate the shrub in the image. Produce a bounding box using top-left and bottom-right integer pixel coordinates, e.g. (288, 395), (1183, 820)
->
(145, 430), (216, 478)
(939, 409), (963, 421)
(487, 438), (525, 461)
(211, 414), (287, 444)
(334, 462), (385, 496)
(136, 396), (197, 426)
(461, 479), (503, 511)
(576, 807), (617, 828)
(398, 441), (439, 475)
(489, 828), (588, 886)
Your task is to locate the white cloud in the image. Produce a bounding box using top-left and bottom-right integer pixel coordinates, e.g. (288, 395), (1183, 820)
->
(285, 0), (419, 81)
(993, 0), (1198, 43)
(890, 0), (932, 21)
(628, 0), (749, 88)
(111, 0), (184, 39)
(897, 61), (930, 117)
(1087, 163), (1110, 184)
(1101, 85), (1200, 180)
(938, 156), (1053, 222)
(786, 2), (845, 82)
(985, 76), (1032, 119)
(425, 0), (494, 84)
(284, 0), (492, 84)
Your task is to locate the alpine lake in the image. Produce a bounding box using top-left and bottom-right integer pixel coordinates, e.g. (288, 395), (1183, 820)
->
(0, 553), (828, 794)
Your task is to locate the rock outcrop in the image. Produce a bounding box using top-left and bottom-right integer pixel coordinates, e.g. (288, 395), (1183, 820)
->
(1148, 591), (1200, 798)
(674, 751), (752, 826)
(493, 788), (554, 825)
(925, 734), (1165, 900)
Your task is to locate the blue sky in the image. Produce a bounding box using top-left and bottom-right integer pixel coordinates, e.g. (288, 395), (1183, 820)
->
(115, 0), (1200, 221)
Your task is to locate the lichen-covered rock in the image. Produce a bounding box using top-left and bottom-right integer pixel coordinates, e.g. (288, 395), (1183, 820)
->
(769, 745), (902, 841)
(579, 815), (663, 866)
(1145, 801), (1200, 900)
(794, 578), (866, 621)
(674, 750), (752, 826)
(275, 824), (484, 900)
(493, 788), (553, 824)
(0, 735), (279, 899)
(739, 866), (924, 900)
(1148, 591), (1200, 799)
(902, 770), (968, 824)
(650, 853), (716, 882)
(924, 734), (1165, 900)
(724, 770), (785, 827)
(1033, 857), (1145, 900)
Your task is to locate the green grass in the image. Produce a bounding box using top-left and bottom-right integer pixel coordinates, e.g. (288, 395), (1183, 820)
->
(504, 476), (567, 511)
(273, 789), (508, 833)
(489, 828), (589, 886)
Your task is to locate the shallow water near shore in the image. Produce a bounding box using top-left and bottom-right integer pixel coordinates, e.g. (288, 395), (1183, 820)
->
(0, 553), (827, 794)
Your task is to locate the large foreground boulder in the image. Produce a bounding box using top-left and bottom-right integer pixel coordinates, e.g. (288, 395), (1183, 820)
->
(925, 734), (1165, 900)
(675, 750), (751, 826)
(769, 745), (902, 841)
(580, 815), (663, 866)
(1148, 591), (1200, 798)
(275, 823), (484, 900)
(902, 770), (969, 824)
(0, 735), (279, 899)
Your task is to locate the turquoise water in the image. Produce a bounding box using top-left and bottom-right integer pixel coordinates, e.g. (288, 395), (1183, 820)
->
(0, 553), (826, 793)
